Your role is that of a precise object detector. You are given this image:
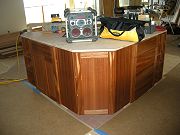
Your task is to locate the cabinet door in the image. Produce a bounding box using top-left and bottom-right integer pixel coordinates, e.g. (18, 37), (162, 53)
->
(22, 38), (36, 85)
(31, 41), (59, 102)
(135, 37), (157, 99)
(79, 52), (109, 114)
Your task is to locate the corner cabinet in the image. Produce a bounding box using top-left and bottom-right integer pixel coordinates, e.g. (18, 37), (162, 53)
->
(22, 31), (166, 115)
(56, 46), (134, 114)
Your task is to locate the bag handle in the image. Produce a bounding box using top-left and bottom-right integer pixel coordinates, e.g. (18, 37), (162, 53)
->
(107, 25), (135, 37)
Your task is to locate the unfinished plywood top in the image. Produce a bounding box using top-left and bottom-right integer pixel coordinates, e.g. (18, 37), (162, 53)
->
(21, 31), (166, 52)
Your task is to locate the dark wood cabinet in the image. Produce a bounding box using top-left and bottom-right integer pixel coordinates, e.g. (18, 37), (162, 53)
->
(135, 37), (157, 100)
(22, 38), (60, 103)
(132, 33), (166, 101)
(56, 50), (111, 114)
(77, 52), (109, 114)
(56, 46), (134, 114)
(31, 41), (60, 102)
(22, 31), (166, 115)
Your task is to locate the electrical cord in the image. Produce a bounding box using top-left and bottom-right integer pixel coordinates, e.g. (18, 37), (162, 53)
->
(0, 79), (25, 85)
(0, 32), (27, 85)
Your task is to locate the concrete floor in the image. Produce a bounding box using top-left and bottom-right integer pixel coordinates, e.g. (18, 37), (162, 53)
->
(100, 63), (180, 135)
(0, 35), (180, 135)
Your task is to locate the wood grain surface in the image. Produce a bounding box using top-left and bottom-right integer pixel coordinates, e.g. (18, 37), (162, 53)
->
(22, 31), (166, 115)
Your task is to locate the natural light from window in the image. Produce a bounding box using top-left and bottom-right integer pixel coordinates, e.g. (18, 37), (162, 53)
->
(23, 0), (99, 24)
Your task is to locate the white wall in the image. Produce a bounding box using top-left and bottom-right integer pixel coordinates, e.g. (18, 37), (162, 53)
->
(0, 0), (26, 35)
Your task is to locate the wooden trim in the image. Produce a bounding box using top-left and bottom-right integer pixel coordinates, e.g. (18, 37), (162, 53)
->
(53, 47), (61, 104)
(73, 53), (84, 114)
(130, 45), (137, 102)
(84, 109), (108, 115)
(108, 52), (116, 114)
(80, 52), (108, 58)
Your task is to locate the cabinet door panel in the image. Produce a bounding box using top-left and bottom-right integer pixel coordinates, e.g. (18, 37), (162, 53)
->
(80, 52), (109, 114)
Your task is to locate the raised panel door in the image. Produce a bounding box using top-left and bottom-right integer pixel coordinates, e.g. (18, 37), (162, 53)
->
(80, 52), (109, 114)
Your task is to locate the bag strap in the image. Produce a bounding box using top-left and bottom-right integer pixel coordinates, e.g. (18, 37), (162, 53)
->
(107, 25), (136, 37)
(100, 17), (146, 27)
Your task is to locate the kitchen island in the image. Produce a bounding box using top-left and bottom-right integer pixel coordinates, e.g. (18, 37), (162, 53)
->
(21, 31), (166, 115)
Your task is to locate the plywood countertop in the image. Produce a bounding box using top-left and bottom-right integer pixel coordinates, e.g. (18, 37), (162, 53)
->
(21, 31), (166, 52)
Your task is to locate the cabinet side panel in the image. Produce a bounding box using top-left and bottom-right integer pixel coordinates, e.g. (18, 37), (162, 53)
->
(22, 38), (36, 85)
(30, 41), (60, 103)
(155, 33), (166, 82)
(114, 46), (134, 111)
(45, 49), (59, 103)
(135, 36), (157, 99)
(31, 42), (49, 95)
(57, 49), (77, 113)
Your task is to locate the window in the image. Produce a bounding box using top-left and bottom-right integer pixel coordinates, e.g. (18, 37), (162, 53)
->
(23, 0), (69, 24)
(119, 0), (129, 7)
(23, 0), (99, 24)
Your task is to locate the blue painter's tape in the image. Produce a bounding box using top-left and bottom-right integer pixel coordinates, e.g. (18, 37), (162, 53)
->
(22, 80), (41, 94)
(94, 129), (108, 135)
